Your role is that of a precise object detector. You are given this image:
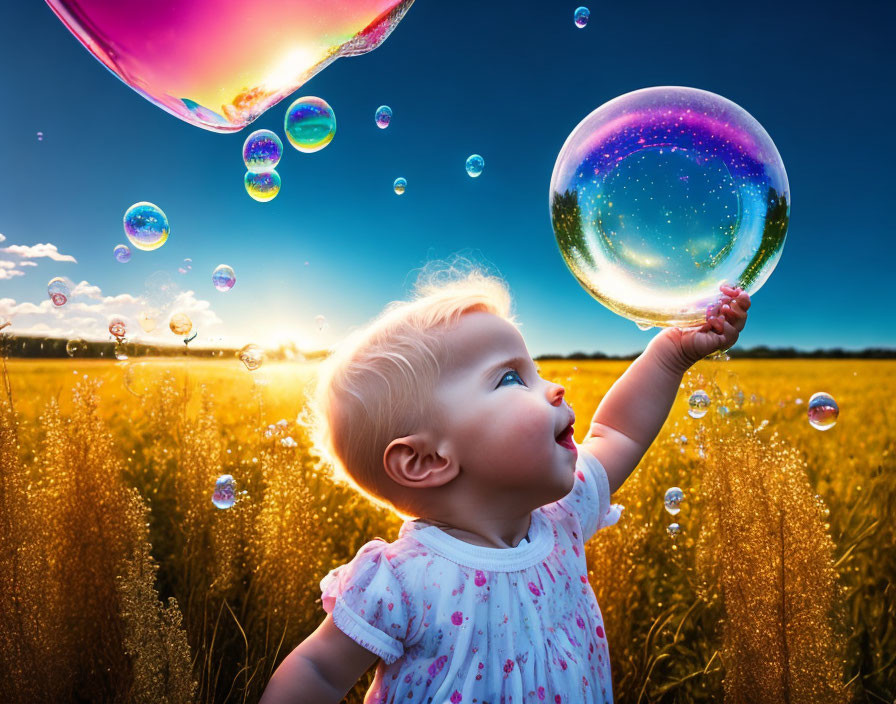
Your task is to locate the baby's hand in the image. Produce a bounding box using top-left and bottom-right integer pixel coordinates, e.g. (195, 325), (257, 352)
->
(659, 284), (751, 369)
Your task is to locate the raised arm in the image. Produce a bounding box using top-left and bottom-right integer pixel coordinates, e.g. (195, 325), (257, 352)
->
(582, 285), (750, 494)
(260, 615), (378, 704)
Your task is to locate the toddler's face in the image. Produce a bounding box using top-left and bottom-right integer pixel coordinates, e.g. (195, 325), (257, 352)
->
(433, 311), (578, 506)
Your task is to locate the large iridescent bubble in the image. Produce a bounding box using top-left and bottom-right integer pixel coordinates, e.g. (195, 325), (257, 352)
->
(45, 0), (415, 132)
(124, 202), (169, 251)
(550, 86), (790, 328)
(243, 130), (282, 173)
(285, 97), (336, 153)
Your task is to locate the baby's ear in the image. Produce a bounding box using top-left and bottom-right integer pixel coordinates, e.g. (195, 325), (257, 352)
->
(383, 433), (458, 489)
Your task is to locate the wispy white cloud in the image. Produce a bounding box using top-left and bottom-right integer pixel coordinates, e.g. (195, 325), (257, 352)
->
(18, 261), (37, 267)
(0, 268), (24, 280)
(0, 281), (222, 343)
(2, 243), (77, 263)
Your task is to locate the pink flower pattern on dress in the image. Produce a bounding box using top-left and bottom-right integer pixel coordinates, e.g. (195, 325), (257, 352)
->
(316, 444), (620, 703)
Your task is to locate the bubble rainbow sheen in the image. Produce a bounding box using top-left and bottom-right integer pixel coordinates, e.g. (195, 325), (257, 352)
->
(47, 277), (71, 307)
(243, 130), (282, 173)
(245, 170), (281, 202)
(45, 0), (415, 133)
(113, 244), (131, 263)
(285, 97), (336, 152)
(550, 86), (790, 328)
(212, 264), (236, 292)
(124, 202), (169, 251)
(375, 105), (392, 129)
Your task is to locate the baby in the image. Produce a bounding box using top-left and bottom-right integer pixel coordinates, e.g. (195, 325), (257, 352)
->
(260, 269), (750, 704)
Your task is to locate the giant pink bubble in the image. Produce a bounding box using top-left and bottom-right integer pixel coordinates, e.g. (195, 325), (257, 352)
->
(46, 0), (415, 132)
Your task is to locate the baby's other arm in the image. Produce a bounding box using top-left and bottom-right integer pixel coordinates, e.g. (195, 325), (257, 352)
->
(259, 614), (378, 704)
(582, 285), (750, 495)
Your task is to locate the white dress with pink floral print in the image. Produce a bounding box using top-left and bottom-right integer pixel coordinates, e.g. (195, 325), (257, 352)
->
(320, 443), (624, 704)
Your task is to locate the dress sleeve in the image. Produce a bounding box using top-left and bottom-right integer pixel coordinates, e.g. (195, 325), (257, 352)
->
(557, 443), (625, 542)
(320, 540), (408, 665)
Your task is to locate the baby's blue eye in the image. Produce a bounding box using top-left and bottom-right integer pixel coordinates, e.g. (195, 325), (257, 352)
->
(498, 370), (525, 387)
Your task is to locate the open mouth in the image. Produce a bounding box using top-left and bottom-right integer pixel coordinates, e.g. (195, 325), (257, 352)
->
(555, 423), (576, 452)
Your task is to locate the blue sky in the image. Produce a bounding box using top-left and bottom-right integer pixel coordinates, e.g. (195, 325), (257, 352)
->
(0, 1), (893, 355)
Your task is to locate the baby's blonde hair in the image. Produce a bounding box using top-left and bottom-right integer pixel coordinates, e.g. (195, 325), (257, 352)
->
(308, 265), (515, 516)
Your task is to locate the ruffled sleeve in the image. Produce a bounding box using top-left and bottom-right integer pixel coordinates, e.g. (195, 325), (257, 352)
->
(558, 443), (625, 542)
(320, 540), (409, 665)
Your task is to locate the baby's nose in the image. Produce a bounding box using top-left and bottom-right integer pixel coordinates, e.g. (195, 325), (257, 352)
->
(548, 383), (565, 406)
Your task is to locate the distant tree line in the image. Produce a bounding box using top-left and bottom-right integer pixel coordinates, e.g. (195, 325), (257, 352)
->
(535, 346), (896, 361)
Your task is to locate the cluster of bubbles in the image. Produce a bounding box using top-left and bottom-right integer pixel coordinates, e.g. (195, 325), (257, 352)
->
(686, 386), (839, 431)
(47, 277), (71, 307)
(124, 202), (170, 251)
(212, 264), (236, 292)
(466, 154), (485, 178)
(239, 344), (264, 371)
(114, 244), (131, 263)
(574, 6), (590, 28)
(550, 86), (790, 328)
(375, 105), (392, 129)
(664, 486), (684, 537)
(243, 129), (283, 201)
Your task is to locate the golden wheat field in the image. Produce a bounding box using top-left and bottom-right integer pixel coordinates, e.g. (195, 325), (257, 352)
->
(0, 355), (893, 703)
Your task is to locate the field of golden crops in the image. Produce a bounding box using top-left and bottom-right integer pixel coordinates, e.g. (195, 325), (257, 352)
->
(0, 356), (893, 703)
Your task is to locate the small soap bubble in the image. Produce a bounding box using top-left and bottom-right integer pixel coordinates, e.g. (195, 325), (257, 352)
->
(212, 474), (237, 509)
(664, 487), (684, 515)
(108, 317), (127, 340)
(315, 314), (328, 332)
(137, 310), (158, 333)
(393, 177), (407, 195)
(114, 244), (132, 263)
(47, 277), (71, 307)
(284, 96), (336, 152)
(114, 341), (129, 361)
(245, 170), (281, 201)
(466, 154), (484, 178)
(65, 339), (87, 357)
(243, 129), (283, 173)
(178, 258), (193, 275)
(212, 264), (236, 292)
(795, 397), (803, 405)
(717, 405), (729, 416)
(169, 312), (193, 336)
(375, 105), (392, 129)
(239, 344), (264, 371)
(808, 392), (839, 431)
(733, 389), (745, 408)
(574, 6), (590, 28)
(688, 390), (711, 418)
(36, 131), (44, 141)
(124, 202), (169, 251)
(666, 522), (681, 538)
